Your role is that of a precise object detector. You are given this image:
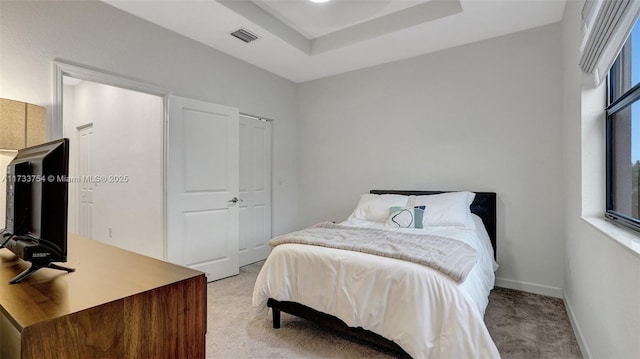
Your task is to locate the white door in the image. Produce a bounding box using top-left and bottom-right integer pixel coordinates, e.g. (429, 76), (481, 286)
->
(167, 96), (239, 282)
(239, 116), (272, 266)
(78, 124), (94, 238)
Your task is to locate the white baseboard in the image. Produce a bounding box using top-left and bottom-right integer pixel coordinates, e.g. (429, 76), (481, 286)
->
(494, 277), (563, 298)
(563, 294), (591, 359)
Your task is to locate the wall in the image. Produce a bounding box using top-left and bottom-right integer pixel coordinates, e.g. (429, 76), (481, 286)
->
(297, 24), (565, 297)
(0, 0), (299, 239)
(64, 81), (164, 259)
(561, 1), (640, 358)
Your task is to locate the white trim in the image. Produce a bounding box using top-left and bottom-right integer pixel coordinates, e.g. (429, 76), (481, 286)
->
(52, 59), (171, 260)
(564, 294), (593, 359)
(52, 59), (169, 138)
(495, 277), (563, 298)
(240, 112), (274, 122)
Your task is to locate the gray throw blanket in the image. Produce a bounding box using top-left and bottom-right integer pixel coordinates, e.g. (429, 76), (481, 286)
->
(269, 222), (479, 283)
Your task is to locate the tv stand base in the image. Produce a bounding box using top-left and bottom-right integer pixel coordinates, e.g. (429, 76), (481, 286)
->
(9, 262), (75, 284)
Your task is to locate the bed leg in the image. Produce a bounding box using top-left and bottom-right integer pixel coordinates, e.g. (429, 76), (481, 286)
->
(272, 308), (281, 329)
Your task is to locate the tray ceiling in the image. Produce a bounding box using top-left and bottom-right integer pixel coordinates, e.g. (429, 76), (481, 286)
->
(102, 0), (566, 83)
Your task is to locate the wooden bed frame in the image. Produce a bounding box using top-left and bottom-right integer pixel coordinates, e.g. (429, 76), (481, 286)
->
(267, 190), (497, 357)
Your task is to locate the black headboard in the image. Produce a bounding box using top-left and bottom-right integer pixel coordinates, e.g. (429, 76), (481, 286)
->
(370, 190), (497, 259)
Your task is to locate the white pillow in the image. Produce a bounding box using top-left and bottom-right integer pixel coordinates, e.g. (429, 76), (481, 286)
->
(407, 191), (476, 229)
(348, 194), (409, 223)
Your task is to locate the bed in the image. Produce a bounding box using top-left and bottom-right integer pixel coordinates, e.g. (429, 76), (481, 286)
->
(252, 190), (500, 359)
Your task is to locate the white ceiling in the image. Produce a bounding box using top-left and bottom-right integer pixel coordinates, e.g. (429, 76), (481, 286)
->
(252, 0), (426, 39)
(102, 0), (567, 83)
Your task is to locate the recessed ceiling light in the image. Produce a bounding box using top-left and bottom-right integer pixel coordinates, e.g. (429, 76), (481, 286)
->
(309, 0), (330, 3)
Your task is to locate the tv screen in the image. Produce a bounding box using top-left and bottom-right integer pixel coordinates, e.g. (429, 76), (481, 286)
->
(0, 138), (73, 284)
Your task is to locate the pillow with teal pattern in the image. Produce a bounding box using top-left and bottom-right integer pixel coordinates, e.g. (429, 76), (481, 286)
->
(385, 206), (426, 229)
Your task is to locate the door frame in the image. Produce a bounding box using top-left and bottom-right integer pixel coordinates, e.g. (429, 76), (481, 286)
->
(52, 59), (171, 259)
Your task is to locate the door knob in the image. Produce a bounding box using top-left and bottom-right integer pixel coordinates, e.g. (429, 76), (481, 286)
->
(228, 197), (239, 203)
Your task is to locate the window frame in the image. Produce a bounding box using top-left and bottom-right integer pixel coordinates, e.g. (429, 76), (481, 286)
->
(605, 37), (640, 231)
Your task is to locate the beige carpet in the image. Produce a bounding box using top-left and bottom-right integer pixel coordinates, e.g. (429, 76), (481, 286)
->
(206, 262), (582, 358)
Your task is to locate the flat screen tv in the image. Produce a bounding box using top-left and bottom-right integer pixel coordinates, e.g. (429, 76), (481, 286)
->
(0, 138), (74, 284)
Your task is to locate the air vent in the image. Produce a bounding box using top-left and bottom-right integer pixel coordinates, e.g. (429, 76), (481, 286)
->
(230, 28), (259, 43)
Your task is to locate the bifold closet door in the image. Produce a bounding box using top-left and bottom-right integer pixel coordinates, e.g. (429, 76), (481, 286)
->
(167, 96), (239, 282)
(239, 115), (272, 266)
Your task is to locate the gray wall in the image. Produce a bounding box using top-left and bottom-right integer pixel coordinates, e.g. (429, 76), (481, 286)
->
(0, 0), (300, 238)
(561, 1), (640, 358)
(64, 81), (165, 259)
(297, 23), (566, 296)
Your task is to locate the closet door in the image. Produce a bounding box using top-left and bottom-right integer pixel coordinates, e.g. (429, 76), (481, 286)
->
(167, 96), (239, 282)
(239, 116), (272, 266)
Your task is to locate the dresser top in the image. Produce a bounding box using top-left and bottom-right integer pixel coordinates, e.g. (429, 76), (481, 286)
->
(0, 234), (204, 331)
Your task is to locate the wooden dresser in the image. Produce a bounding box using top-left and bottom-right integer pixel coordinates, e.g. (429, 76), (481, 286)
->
(0, 234), (206, 358)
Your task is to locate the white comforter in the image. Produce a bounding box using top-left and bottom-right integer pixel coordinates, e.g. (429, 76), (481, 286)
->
(252, 215), (500, 359)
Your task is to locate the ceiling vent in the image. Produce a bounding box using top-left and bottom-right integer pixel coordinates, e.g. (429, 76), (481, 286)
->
(230, 28), (259, 43)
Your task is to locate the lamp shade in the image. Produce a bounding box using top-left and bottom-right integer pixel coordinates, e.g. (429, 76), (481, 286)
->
(0, 98), (46, 150)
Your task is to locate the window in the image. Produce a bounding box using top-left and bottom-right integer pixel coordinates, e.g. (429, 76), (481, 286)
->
(606, 20), (640, 230)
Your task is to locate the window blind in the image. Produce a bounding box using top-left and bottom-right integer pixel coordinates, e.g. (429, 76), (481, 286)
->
(579, 0), (640, 85)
